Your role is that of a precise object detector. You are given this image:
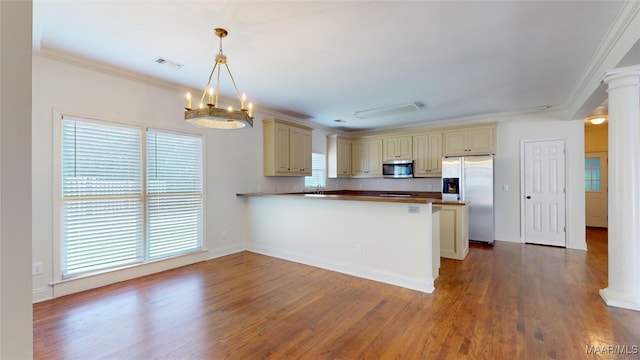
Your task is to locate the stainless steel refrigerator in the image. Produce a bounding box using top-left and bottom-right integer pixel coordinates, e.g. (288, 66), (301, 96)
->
(441, 155), (494, 244)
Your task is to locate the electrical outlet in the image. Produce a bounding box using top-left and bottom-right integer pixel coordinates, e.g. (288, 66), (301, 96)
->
(32, 262), (43, 275)
(408, 206), (420, 214)
(220, 230), (227, 240)
(355, 244), (362, 255)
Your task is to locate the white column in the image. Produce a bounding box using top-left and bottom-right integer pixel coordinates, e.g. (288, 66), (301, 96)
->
(600, 65), (640, 311)
(0, 1), (33, 358)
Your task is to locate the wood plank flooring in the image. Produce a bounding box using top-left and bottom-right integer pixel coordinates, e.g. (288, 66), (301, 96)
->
(34, 228), (640, 359)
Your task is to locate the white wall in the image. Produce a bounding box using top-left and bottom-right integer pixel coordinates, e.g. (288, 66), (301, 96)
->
(494, 113), (586, 249)
(244, 196), (435, 293)
(31, 55), (311, 301)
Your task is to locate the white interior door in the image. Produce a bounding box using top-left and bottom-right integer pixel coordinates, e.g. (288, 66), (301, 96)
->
(522, 140), (566, 247)
(585, 152), (608, 228)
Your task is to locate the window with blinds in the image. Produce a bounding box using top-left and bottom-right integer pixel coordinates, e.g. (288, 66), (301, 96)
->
(60, 117), (203, 279)
(304, 153), (326, 189)
(147, 130), (203, 260)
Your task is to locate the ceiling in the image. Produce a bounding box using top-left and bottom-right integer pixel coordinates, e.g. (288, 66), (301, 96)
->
(33, 1), (628, 132)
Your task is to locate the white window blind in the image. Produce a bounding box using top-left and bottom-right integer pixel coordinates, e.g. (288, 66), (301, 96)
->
(305, 153), (326, 189)
(61, 118), (143, 277)
(147, 130), (203, 260)
(60, 117), (204, 279)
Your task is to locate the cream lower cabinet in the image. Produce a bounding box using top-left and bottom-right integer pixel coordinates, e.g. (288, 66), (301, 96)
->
(263, 119), (312, 176)
(413, 132), (443, 177)
(351, 138), (382, 177)
(439, 204), (469, 260)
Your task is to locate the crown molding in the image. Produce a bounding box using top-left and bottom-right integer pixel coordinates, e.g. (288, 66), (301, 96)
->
(344, 105), (570, 138)
(565, 1), (640, 117)
(36, 47), (188, 93)
(35, 47), (325, 129)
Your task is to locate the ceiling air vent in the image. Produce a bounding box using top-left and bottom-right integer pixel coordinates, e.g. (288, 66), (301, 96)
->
(354, 102), (424, 119)
(153, 57), (184, 70)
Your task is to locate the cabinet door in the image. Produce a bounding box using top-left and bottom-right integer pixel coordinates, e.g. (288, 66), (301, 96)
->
(337, 137), (351, 176)
(439, 207), (458, 257)
(382, 138), (398, 161)
(351, 139), (382, 177)
(300, 129), (312, 175)
(275, 123), (291, 173)
(383, 136), (412, 160)
(396, 136), (413, 159)
(467, 127), (495, 155)
(443, 130), (468, 156)
(439, 205), (469, 260)
(444, 127), (495, 156)
(412, 134), (430, 176)
(351, 141), (367, 176)
(290, 127), (312, 174)
(426, 133), (443, 175)
(365, 139), (383, 175)
(413, 133), (442, 177)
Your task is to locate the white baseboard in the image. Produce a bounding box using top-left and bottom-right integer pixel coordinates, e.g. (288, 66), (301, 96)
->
(600, 288), (640, 312)
(247, 243), (434, 294)
(32, 287), (52, 304)
(206, 243), (245, 260)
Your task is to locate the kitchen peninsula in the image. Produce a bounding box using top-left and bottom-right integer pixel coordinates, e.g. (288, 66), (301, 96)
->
(237, 190), (467, 293)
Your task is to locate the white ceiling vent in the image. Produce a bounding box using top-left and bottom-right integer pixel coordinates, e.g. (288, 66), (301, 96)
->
(153, 57), (184, 70)
(354, 102), (424, 119)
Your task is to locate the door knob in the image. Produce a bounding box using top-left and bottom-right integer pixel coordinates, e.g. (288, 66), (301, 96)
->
(526, 195), (531, 199)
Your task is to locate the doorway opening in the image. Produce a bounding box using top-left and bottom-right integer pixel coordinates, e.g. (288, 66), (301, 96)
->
(584, 120), (608, 230)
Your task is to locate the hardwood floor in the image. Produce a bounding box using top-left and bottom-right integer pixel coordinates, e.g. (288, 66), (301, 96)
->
(34, 228), (640, 359)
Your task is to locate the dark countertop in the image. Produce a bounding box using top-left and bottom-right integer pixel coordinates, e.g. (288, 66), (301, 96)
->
(236, 190), (468, 206)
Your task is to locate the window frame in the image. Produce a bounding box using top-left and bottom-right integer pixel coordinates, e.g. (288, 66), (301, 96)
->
(53, 112), (205, 281)
(304, 152), (327, 190)
(585, 157), (602, 193)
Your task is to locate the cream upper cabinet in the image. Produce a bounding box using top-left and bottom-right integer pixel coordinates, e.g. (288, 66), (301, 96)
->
(327, 134), (351, 178)
(443, 126), (496, 156)
(413, 132), (443, 177)
(263, 119), (313, 176)
(439, 204), (469, 260)
(382, 135), (412, 161)
(290, 126), (312, 173)
(351, 138), (382, 177)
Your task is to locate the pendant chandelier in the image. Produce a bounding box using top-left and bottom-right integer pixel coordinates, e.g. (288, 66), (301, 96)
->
(184, 28), (253, 129)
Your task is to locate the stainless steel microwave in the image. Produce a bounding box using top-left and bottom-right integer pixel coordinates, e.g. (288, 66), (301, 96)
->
(382, 159), (414, 178)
